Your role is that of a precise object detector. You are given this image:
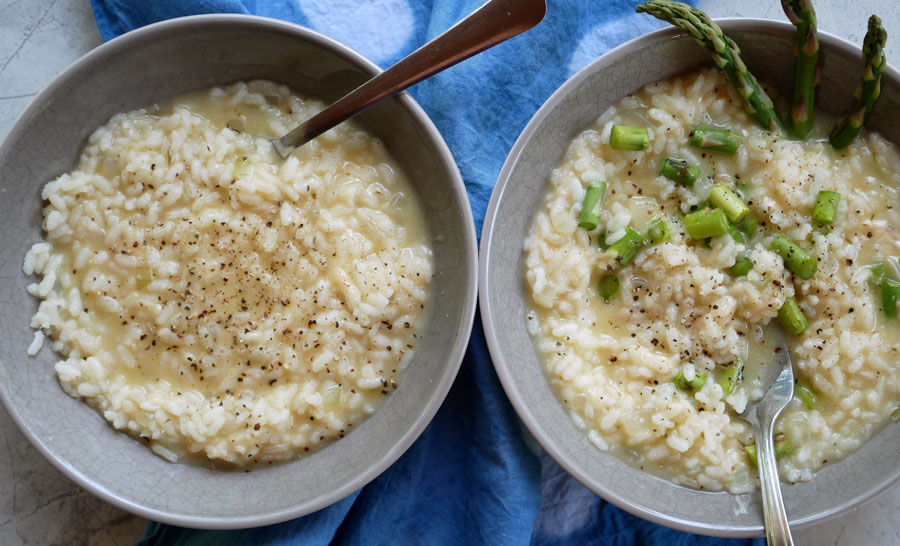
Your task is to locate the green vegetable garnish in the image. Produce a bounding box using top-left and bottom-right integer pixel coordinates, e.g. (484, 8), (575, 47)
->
(610, 125), (650, 151)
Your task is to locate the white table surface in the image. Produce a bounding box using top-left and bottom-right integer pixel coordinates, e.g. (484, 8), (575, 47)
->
(1, 1), (898, 544)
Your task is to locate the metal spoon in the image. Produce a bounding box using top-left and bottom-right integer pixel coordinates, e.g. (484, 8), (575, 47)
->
(742, 329), (795, 546)
(272, 0), (547, 158)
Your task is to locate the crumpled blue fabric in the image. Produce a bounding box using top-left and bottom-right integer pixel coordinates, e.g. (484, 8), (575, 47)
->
(90, 1), (766, 544)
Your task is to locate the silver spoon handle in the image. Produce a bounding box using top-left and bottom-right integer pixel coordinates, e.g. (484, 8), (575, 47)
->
(755, 418), (794, 546)
(273, 0), (547, 156)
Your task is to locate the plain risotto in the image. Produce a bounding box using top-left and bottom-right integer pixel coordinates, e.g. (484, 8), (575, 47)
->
(24, 80), (432, 466)
(524, 69), (900, 493)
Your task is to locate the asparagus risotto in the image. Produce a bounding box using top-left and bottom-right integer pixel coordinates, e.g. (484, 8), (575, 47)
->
(24, 80), (432, 466)
(523, 69), (900, 493)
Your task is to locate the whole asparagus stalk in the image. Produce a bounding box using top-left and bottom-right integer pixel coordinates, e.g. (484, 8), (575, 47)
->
(636, 1), (785, 134)
(782, 0), (819, 138)
(829, 16), (888, 149)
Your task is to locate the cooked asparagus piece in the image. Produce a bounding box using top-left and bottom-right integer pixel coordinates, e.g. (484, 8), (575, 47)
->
(610, 125), (650, 150)
(674, 369), (707, 392)
(598, 273), (620, 300)
(608, 227), (647, 267)
(812, 190), (840, 225)
(882, 277), (900, 318)
(782, 0), (820, 138)
(718, 359), (744, 395)
(684, 208), (729, 239)
(578, 182), (608, 230)
(727, 223), (746, 244)
(737, 217), (759, 238)
(796, 381), (817, 409)
(660, 157), (700, 186)
(746, 436), (794, 466)
(596, 229), (609, 250)
(731, 256), (753, 277)
(647, 218), (672, 243)
(690, 126), (741, 155)
(830, 15), (888, 149)
(771, 235), (817, 279)
(637, 1), (785, 133)
(779, 296), (809, 335)
(709, 182), (750, 222)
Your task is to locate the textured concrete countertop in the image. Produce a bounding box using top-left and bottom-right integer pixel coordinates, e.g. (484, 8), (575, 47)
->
(1, 1), (898, 544)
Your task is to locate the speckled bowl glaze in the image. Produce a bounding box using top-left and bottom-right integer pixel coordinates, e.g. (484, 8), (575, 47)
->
(481, 19), (900, 537)
(0, 15), (476, 529)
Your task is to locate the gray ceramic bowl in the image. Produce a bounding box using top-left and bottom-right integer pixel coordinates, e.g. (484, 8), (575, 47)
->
(481, 19), (900, 537)
(0, 15), (477, 529)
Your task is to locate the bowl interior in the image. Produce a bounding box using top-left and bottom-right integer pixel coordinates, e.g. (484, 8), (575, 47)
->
(0, 15), (475, 528)
(481, 19), (900, 536)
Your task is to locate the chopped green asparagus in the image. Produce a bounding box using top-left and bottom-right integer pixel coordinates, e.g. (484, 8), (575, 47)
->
(775, 437), (794, 459)
(647, 218), (672, 243)
(718, 359), (744, 395)
(610, 125), (650, 151)
(578, 182), (608, 230)
(674, 369), (707, 392)
(727, 223), (746, 244)
(690, 126), (741, 154)
(608, 227), (647, 267)
(636, 1), (785, 133)
(731, 256), (753, 277)
(598, 273), (620, 300)
(745, 436), (793, 467)
(684, 208), (729, 239)
(771, 235), (818, 279)
(596, 229), (609, 250)
(796, 381), (817, 409)
(882, 277), (900, 318)
(745, 444), (758, 466)
(708, 182), (750, 222)
(782, 0), (820, 138)
(779, 296), (809, 335)
(812, 190), (841, 225)
(830, 16), (888, 149)
(660, 158), (700, 186)
(737, 217), (760, 238)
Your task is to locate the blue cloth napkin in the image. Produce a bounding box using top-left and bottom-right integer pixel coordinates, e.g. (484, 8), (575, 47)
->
(91, 1), (766, 544)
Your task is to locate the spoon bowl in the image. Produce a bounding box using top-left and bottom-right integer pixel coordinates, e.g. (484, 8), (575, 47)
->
(741, 329), (796, 545)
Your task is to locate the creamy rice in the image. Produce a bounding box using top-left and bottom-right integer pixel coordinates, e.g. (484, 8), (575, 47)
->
(24, 80), (432, 466)
(524, 69), (900, 492)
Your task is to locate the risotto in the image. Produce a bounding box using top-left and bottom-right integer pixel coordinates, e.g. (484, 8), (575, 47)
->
(523, 68), (900, 493)
(24, 80), (432, 466)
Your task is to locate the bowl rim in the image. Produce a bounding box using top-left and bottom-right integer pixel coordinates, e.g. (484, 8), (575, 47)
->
(0, 13), (478, 529)
(480, 17), (900, 537)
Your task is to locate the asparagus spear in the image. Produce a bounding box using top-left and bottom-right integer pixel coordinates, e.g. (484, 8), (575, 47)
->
(829, 16), (888, 149)
(782, 0), (820, 138)
(636, 1), (785, 133)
